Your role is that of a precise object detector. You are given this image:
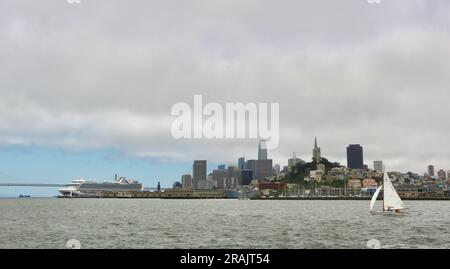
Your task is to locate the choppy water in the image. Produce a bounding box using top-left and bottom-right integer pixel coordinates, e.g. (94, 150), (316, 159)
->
(0, 198), (449, 249)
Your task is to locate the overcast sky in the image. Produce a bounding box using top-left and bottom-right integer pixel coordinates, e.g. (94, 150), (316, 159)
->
(1, 0), (450, 187)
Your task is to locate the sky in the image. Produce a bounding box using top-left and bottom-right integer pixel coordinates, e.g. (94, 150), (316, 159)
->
(1, 0), (450, 196)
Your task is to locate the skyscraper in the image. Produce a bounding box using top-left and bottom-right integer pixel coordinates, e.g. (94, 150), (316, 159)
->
(193, 160), (207, 189)
(258, 139), (268, 160)
(256, 159), (273, 179)
(437, 169), (446, 181)
(347, 144), (364, 169)
(374, 161), (383, 172)
(238, 157), (245, 170)
(181, 174), (192, 189)
(245, 159), (258, 180)
(427, 165), (435, 177)
(241, 169), (253, 185)
(313, 137), (321, 163)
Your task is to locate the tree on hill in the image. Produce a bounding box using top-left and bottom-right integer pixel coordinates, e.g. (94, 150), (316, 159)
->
(281, 157), (342, 186)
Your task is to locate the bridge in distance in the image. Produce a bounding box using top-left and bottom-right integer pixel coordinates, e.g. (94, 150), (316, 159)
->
(0, 182), (165, 190)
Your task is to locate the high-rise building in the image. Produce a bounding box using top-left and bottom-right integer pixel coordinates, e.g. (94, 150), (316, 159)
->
(218, 164), (226, 170)
(313, 137), (321, 163)
(181, 174), (192, 189)
(213, 166), (249, 188)
(238, 157), (245, 169)
(245, 159), (258, 180)
(347, 144), (364, 169)
(241, 169), (253, 185)
(427, 165), (435, 177)
(288, 153), (303, 172)
(212, 169), (228, 189)
(258, 139), (268, 160)
(437, 169), (446, 181)
(374, 161), (383, 172)
(447, 170), (450, 180)
(193, 160), (207, 189)
(256, 159), (273, 179)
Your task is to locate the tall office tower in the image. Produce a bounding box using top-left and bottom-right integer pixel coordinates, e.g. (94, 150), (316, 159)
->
(193, 160), (207, 189)
(374, 161), (383, 172)
(218, 164), (226, 170)
(245, 159), (258, 180)
(447, 170), (450, 180)
(427, 165), (435, 177)
(181, 174), (192, 189)
(257, 159), (273, 180)
(312, 137), (321, 163)
(241, 169), (253, 185)
(238, 157), (245, 170)
(258, 139), (268, 160)
(437, 169), (446, 180)
(346, 144), (364, 169)
(212, 169), (228, 189)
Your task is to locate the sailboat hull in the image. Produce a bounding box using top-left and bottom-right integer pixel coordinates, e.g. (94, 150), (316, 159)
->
(370, 210), (409, 216)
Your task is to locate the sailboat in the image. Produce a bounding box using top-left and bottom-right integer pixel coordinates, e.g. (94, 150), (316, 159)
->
(370, 170), (407, 214)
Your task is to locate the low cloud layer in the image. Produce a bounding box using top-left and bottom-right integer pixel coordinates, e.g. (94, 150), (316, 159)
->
(1, 0), (450, 173)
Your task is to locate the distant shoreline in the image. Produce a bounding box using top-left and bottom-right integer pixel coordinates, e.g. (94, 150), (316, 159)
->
(2, 196), (450, 201)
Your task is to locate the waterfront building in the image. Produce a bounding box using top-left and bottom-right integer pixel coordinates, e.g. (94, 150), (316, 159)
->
(258, 139), (268, 160)
(173, 181), (182, 189)
(347, 144), (364, 169)
(181, 174), (192, 189)
(347, 179), (362, 188)
(258, 182), (286, 192)
(427, 165), (435, 177)
(196, 179), (217, 190)
(362, 178), (378, 188)
(193, 160), (207, 189)
(373, 161), (383, 172)
(313, 137), (321, 163)
(197, 180), (207, 190)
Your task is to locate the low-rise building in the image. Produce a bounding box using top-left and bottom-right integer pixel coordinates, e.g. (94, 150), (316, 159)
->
(347, 179), (361, 188)
(362, 178), (378, 188)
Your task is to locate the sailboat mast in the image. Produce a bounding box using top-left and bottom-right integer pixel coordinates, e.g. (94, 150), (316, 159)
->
(382, 174), (385, 212)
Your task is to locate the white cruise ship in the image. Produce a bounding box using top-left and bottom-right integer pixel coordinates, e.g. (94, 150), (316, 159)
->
(59, 176), (143, 198)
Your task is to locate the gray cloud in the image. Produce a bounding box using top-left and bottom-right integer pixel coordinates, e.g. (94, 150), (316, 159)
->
(1, 0), (450, 173)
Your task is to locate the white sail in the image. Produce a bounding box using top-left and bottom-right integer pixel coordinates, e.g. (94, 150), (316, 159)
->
(370, 185), (383, 212)
(383, 171), (405, 211)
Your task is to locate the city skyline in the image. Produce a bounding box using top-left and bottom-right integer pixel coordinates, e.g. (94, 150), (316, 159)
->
(1, 0), (450, 195)
(180, 138), (448, 181)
